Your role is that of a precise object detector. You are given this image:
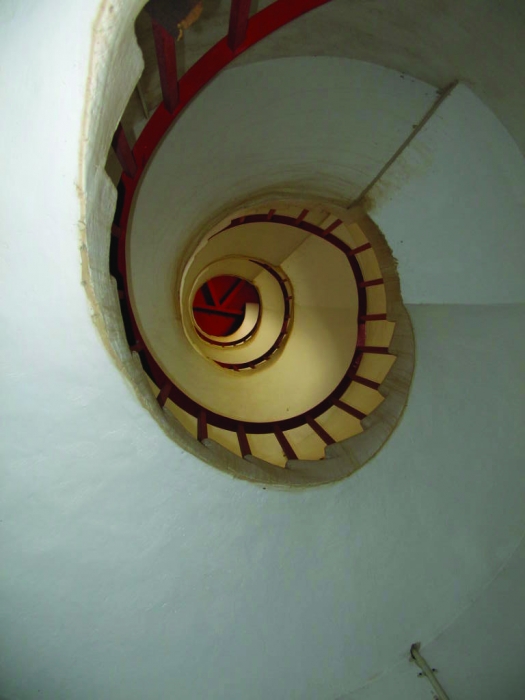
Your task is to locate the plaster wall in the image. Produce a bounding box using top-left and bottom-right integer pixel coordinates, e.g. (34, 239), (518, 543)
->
(129, 1), (525, 160)
(229, 0), (525, 157)
(370, 84), (525, 304)
(2, 297), (524, 700)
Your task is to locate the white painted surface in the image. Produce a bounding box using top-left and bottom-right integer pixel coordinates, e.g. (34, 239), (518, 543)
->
(421, 534), (525, 700)
(134, 1), (525, 157)
(230, 0), (525, 157)
(370, 84), (525, 304)
(2, 301), (524, 699)
(339, 494), (525, 700)
(1, 2), (525, 699)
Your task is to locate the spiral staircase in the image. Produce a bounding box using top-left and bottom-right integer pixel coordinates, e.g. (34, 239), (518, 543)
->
(105, 2), (417, 481)
(1, 2), (525, 699)
(117, 193), (398, 467)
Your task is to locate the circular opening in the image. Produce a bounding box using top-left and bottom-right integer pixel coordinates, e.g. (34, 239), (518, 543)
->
(108, 184), (414, 483)
(192, 275), (260, 340)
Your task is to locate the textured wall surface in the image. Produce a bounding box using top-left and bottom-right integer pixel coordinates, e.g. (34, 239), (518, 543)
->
(370, 84), (525, 304)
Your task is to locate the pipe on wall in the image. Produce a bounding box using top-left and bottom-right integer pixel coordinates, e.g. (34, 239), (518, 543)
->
(410, 643), (450, 700)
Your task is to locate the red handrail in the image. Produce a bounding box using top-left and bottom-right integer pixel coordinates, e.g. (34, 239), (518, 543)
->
(114, 209), (385, 433)
(215, 260), (292, 370)
(109, 0), (391, 450)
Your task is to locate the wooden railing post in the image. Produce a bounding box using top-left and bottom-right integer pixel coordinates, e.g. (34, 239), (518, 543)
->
(152, 19), (179, 113)
(359, 313), (387, 321)
(157, 381), (172, 407)
(228, 0), (251, 51)
(353, 375), (380, 390)
(293, 209), (308, 225)
(111, 124), (137, 178)
(333, 399), (366, 421)
(273, 423), (297, 461)
(322, 219), (342, 236)
(358, 278), (384, 288)
(348, 242), (372, 256)
(236, 423), (251, 457)
(198, 408), (208, 442)
(358, 346), (390, 354)
(306, 414), (335, 445)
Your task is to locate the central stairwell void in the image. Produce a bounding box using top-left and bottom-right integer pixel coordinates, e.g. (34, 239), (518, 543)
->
(119, 196), (406, 469)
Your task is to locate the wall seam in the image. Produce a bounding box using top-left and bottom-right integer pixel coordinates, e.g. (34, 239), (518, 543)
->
(349, 80), (458, 208)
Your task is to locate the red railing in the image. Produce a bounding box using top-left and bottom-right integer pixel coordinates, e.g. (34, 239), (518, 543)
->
(109, 0), (391, 458)
(113, 205), (386, 437)
(214, 260), (292, 370)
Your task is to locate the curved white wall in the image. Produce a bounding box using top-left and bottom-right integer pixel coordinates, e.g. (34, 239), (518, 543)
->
(370, 84), (525, 304)
(1, 2), (525, 700)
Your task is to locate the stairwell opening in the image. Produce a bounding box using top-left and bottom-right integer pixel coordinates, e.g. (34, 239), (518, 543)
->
(82, 0), (415, 485)
(192, 275), (261, 341)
